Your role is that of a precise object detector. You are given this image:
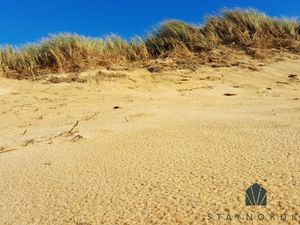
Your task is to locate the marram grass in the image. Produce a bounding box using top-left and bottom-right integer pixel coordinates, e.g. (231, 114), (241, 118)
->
(1, 9), (300, 79)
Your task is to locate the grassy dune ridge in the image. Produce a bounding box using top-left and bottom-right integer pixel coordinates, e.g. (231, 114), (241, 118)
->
(1, 9), (300, 79)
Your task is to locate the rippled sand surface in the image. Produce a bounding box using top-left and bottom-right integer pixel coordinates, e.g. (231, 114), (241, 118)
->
(1, 59), (300, 224)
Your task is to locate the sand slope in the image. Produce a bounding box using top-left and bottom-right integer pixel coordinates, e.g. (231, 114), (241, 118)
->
(0, 59), (300, 224)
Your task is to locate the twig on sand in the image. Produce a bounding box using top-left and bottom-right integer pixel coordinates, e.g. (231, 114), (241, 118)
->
(53, 121), (79, 138)
(67, 121), (79, 135)
(69, 134), (84, 142)
(1, 121), (82, 154)
(276, 81), (290, 85)
(22, 129), (27, 135)
(21, 139), (35, 146)
(85, 112), (99, 121)
(18, 117), (32, 126)
(0, 147), (18, 154)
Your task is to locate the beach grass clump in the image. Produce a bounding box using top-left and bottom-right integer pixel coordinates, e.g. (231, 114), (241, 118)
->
(1, 9), (300, 79)
(0, 34), (106, 78)
(103, 35), (149, 61)
(0, 34), (150, 78)
(203, 9), (300, 48)
(145, 20), (212, 56)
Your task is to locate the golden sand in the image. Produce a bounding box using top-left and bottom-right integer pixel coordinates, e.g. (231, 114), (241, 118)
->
(0, 59), (300, 224)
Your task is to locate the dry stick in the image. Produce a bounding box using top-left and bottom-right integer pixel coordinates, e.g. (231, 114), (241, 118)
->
(70, 134), (84, 142)
(35, 121), (78, 142)
(67, 120), (79, 135)
(40, 120), (79, 140)
(128, 77), (137, 83)
(22, 129), (27, 135)
(21, 139), (35, 147)
(1, 121), (81, 154)
(85, 112), (99, 121)
(0, 148), (18, 154)
(52, 120), (79, 139)
(17, 116), (32, 126)
(21, 121), (79, 146)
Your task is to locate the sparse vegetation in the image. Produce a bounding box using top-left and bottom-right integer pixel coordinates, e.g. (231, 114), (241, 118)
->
(1, 9), (300, 79)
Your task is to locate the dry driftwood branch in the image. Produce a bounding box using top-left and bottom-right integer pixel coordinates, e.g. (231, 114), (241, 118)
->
(1, 121), (82, 154)
(68, 120), (79, 134)
(52, 120), (79, 139)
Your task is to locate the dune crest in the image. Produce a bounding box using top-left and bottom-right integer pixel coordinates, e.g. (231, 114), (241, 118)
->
(1, 9), (300, 79)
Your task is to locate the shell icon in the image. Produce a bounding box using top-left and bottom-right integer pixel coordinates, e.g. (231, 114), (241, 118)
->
(245, 183), (267, 206)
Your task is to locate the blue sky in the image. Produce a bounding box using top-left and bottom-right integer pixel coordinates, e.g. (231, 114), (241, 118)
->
(1, 0), (300, 46)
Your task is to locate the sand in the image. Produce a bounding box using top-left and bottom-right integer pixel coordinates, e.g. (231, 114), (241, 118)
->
(0, 58), (300, 224)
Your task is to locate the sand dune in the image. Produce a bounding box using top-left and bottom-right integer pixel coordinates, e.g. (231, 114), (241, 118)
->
(0, 58), (300, 224)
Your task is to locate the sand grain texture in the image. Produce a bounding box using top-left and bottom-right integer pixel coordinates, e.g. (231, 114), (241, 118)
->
(0, 59), (300, 224)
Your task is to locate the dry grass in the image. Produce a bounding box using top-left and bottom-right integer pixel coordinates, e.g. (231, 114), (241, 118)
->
(1, 9), (300, 79)
(203, 9), (300, 48)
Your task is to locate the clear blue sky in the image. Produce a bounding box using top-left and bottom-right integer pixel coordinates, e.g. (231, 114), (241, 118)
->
(1, 0), (299, 46)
